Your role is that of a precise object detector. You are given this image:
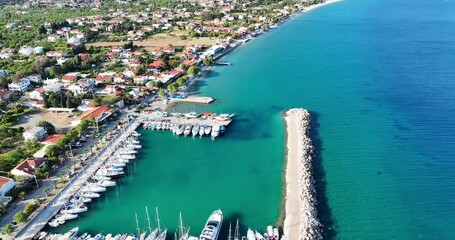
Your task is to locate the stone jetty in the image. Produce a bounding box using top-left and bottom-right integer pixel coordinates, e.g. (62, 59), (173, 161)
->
(282, 108), (322, 240)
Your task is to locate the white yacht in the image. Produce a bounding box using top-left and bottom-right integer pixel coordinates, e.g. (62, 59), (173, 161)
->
(78, 191), (100, 198)
(183, 124), (192, 137)
(192, 124), (199, 138)
(255, 231), (264, 240)
(97, 180), (116, 187)
(199, 125), (205, 137)
(247, 228), (255, 240)
(204, 125), (212, 135)
(81, 183), (106, 193)
(211, 125), (220, 139)
(199, 210), (223, 240)
(61, 205), (88, 214)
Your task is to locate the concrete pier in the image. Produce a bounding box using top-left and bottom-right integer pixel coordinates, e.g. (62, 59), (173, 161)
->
(169, 96), (214, 104)
(282, 108), (322, 240)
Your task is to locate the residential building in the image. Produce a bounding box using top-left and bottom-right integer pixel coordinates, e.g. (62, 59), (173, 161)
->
(23, 127), (47, 141)
(27, 74), (42, 83)
(11, 157), (47, 178)
(29, 88), (45, 100)
(71, 106), (113, 126)
(8, 78), (30, 92)
(0, 89), (11, 101)
(0, 176), (14, 197)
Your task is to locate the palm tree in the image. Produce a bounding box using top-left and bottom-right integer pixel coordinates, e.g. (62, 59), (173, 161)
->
(33, 196), (41, 204)
(65, 166), (71, 176)
(58, 173), (65, 182)
(51, 179), (58, 189)
(43, 187), (50, 197)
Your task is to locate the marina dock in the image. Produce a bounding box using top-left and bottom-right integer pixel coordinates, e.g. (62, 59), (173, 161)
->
(139, 111), (234, 139)
(169, 96), (214, 104)
(15, 118), (142, 240)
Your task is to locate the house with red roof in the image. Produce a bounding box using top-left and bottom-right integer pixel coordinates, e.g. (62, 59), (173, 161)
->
(11, 157), (48, 178)
(71, 105), (113, 126)
(163, 45), (175, 54)
(149, 60), (166, 69)
(0, 89), (11, 101)
(61, 74), (78, 85)
(151, 49), (163, 57)
(0, 176), (14, 198)
(78, 53), (91, 62)
(95, 75), (113, 85)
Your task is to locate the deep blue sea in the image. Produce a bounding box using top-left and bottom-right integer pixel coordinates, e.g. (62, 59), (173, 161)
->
(51, 0), (455, 238)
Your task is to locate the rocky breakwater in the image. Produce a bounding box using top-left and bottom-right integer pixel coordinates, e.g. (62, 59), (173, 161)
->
(282, 108), (322, 240)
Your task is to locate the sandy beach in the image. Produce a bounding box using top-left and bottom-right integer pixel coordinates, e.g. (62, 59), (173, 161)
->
(282, 109), (322, 240)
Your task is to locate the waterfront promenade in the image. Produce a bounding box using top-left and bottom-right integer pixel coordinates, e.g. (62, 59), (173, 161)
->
(14, 118), (141, 240)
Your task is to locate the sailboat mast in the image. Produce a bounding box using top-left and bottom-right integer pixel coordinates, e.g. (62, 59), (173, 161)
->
(135, 212), (141, 236)
(228, 223), (232, 240)
(146, 206), (153, 234)
(234, 219), (240, 240)
(156, 207), (161, 233)
(179, 212), (184, 238)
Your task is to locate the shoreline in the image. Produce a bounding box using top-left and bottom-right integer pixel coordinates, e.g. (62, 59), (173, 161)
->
(282, 109), (322, 240)
(181, 0), (343, 100)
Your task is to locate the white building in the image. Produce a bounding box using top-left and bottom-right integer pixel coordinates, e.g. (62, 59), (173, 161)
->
(23, 127), (47, 141)
(8, 78), (30, 92)
(19, 46), (34, 56)
(0, 176), (14, 197)
(27, 74), (42, 83)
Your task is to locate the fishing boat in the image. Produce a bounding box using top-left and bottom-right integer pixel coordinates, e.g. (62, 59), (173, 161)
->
(192, 124), (199, 138)
(204, 125), (212, 135)
(199, 125), (205, 137)
(183, 124), (192, 137)
(247, 229), (255, 240)
(211, 125), (220, 139)
(199, 210), (223, 240)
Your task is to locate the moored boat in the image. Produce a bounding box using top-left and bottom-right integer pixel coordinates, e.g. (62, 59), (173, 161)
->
(204, 125), (211, 135)
(192, 124), (199, 138)
(199, 210), (223, 240)
(183, 124), (192, 137)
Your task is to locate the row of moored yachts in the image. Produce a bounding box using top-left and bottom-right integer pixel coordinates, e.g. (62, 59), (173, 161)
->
(34, 226), (167, 240)
(143, 122), (225, 140)
(48, 131), (142, 228)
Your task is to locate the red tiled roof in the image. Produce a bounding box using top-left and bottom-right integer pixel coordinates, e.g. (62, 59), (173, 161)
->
(62, 75), (77, 81)
(0, 89), (11, 97)
(78, 106), (112, 121)
(42, 134), (65, 144)
(95, 75), (112, 81)
(0, 176), (13, 189)
(169, 69), (183, 76)
(149, 60), (165, 69)
(13, 157), (47, 175)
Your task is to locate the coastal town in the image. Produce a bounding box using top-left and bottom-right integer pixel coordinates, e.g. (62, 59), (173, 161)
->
(0, 0), (329, 239)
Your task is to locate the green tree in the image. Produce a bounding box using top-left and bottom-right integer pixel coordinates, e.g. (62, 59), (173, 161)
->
(18, 191), (26, 200)
(203, 57), (214, 66)
(167, 83), (179, 93)
(176, 76), (189, 86)
(24, 202), (38, 215)
(158, 88), (166, 97)
(187, 66), (200, 76)
(13, 211), (27, 223)
(2, 224), (13, 235)
(37, 121), (56, 134)
(43, 187), (50, 197)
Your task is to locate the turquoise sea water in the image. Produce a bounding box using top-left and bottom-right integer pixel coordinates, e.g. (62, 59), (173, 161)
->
(50, 0), (455, 239)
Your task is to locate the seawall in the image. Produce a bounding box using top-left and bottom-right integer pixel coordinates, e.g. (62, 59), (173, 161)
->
(282, 108), (322, 240)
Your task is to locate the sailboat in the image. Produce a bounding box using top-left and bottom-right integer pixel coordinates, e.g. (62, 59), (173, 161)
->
(233, 220), (240, 240)
(178, 212), (190, 240)
(156, 208), (167, 240)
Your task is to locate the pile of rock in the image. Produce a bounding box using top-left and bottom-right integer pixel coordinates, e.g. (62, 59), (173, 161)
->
(287, 108), (322, 240)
